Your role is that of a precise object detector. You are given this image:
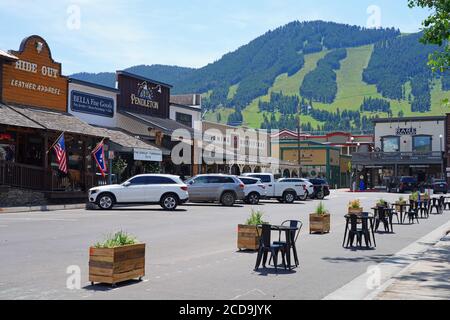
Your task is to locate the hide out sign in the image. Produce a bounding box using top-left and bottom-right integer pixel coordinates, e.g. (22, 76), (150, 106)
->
(117, 71), (171, 118)
(1, 35), (68, 112)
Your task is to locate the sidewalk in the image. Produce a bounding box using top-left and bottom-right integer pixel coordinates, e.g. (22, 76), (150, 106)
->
(374, 232), (450, 300)
(0, 203), (88, 213)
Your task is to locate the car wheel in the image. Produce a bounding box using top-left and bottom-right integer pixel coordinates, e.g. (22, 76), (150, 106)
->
(299, 191), (308, 201)
(247, 192), (260, 205)
(283, 191), (296, 204)
(316, 190), (325, 200)
(221, 192), (236, 206)
(160, 193), (178, 211)
(97, 193), (114, 210)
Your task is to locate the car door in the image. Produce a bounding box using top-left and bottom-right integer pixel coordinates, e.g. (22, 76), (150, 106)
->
(117, 176), (148, 203)
(141, 176), (168, 202)
(187, 176), (208, 201)
(206, 176), (225, 201)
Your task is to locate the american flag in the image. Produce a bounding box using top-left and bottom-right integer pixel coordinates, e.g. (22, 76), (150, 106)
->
(53, 134), (67, 174)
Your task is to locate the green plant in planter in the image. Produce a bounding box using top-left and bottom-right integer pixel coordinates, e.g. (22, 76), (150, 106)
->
(245, 209), (268, 225)
(377, 198), (388, 207)
(315, 202), (329, 215)
(94, 231), (138, 249)
(410, 192), (419, 202)
(348, 199), (362, 209)
(398, 196), (406, 203)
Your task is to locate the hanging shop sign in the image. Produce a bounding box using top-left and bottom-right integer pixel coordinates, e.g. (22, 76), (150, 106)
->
(70, 91), (114, 118)
(1, 36), (68, 112)
(396, 128), (417, 136)
(117, 72), (171, 118)
(133, 148), (163, 162)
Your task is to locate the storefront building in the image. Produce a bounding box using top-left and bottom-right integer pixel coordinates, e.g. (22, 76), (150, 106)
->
(271, 130), (374, 155)
(170, 94), (202, 129)
(0, 36), (108, 201)
(201, 121), (272, 175)
(353, 116), (446, 189)
(272, 140), (350, 188)
(68, 78), (162, 182)
(115, 71), (195, 178)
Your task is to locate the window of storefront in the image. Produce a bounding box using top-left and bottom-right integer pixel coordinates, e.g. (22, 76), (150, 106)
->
(382, 136), (400, 152)
(0, 132), (16, 162)
(413, 135), (432, 152)
(175, 112), (192, 127)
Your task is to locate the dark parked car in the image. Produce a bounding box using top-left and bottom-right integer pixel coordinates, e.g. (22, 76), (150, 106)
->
(308, 178), (330, 199)
(431, 179), (448, 194)
(387, 176), (418, 193)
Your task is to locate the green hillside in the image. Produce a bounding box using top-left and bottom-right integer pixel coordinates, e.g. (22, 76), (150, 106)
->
(207, 43), (450, 130)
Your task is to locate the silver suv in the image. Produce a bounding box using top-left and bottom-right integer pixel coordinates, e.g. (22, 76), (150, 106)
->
(186, 174), (245, 206)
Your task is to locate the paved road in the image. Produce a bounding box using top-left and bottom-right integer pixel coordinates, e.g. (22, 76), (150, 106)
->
(0, 190), (449, 300)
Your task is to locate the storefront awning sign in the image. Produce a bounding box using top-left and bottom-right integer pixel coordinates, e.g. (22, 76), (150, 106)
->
(133, 148), (162, 162)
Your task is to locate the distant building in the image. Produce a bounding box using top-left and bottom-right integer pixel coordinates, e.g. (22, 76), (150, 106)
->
(352, 116), (446, 189)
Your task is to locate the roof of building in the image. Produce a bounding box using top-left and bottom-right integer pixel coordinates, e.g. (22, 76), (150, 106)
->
(170, 94), (201, 106)
(0, 49), (18, 61)
(68, 78), (120, 93)
(0, 103), (44, 129)
(170, 102), (202, 112)
(92, 126), (161, 151)
(372, 116), (446, 123)
(119, 111), (194, 135)
(116, 71), (173, 88)
(8, 104), (104, 137)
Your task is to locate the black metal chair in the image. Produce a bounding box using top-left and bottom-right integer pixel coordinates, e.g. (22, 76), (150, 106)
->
(430, 198), (441, 214)
(271, 220), (303, 267)
(405, 200), (420, 224)
(390, 204), (400, 224)
(444, 197), (450, 210)
(420, 199), (430, 218)
(344, 215), (362, 248)
(375, 206), (390, 233)
(439, 196), (445, 214)
(254, 224), (287, 273)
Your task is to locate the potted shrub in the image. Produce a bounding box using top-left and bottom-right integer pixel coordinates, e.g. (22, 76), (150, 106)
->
(89, 231), (145, 286)
(376, 198), (388, 207)
(310, 202), (331, 234)
(348, 199), (363, 215)
(395, 196), (406, 212)
(237, 209), (267, 251)
(410, 191), (419, 202)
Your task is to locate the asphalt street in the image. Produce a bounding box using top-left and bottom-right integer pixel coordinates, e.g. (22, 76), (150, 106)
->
(0, 190), (449, 300)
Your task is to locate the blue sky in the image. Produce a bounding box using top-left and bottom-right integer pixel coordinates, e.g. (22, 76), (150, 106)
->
(0, 0), (431, 74)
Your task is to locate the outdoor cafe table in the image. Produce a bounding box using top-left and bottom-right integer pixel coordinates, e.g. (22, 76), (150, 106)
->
(343, 213), (376, 248)
(255, 225), (299, 271)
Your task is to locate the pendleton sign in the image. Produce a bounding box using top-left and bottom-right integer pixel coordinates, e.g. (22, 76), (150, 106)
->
(117, 71), (171, 118)
(1, 35), (68, 112)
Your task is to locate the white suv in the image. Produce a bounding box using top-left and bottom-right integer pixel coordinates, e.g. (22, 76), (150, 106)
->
(88, 174), (189, 211)
(238, 176), (267, 205)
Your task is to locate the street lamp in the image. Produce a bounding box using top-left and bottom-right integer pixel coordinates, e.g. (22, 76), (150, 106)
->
(440, 134), (444, 179)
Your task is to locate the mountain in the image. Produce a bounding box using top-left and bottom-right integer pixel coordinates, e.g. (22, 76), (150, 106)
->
(71, 20), (450, 132)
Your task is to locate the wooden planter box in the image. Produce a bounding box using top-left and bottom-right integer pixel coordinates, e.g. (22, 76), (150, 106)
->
(348, 208), (363, 215)
(89, 243), (145, 286)
(309, 213), (330, 234)
(395, 202), (406, 212)
(237, 225), (261, 251)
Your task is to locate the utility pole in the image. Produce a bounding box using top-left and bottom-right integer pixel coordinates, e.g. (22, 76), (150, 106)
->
(297, 104), (301, 178)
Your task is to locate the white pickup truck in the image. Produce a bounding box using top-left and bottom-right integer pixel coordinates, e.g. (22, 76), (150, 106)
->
(243, 173), (312, 203)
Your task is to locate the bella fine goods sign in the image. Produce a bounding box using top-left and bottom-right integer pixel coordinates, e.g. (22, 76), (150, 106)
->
(71, 91), (114, 118)
(1, 36), (68, 112)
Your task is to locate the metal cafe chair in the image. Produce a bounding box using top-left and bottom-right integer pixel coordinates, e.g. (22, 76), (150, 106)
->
(405, 200), (420, 224)
(270, 220), (303, 267)
(429, 198), (441, 215)
(254, 224), (287, 273)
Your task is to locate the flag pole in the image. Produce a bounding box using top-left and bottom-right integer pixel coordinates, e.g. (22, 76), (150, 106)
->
(46, 131), (65, 154)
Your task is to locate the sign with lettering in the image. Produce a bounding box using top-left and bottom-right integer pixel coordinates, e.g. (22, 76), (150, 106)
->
(70, 91), (114, 118)
(1, 36), (68, 111)
(133, 148), (163, 162)
(396, 128), (417, 136)
(117, 72), (170, 118)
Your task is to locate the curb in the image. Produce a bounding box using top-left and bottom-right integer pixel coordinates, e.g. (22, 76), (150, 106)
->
(323, 219), (450, 300)
(0, 203), (89, 214)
